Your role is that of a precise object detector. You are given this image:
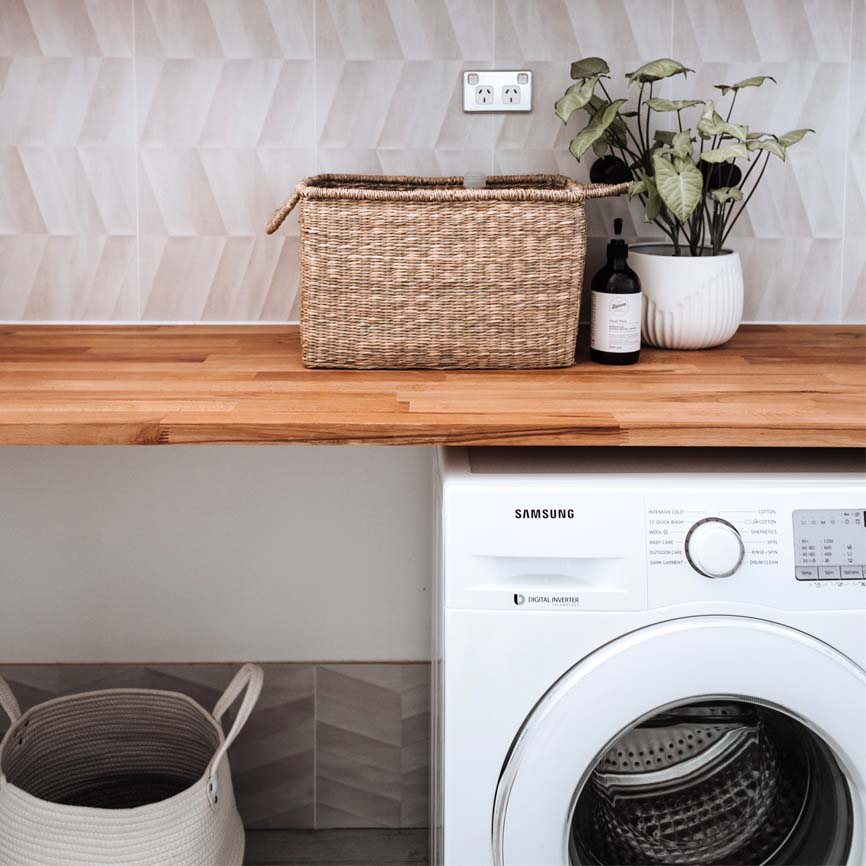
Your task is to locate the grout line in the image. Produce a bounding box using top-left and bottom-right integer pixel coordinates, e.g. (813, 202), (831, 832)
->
(132, 0), (141, 322)
(490, 0), (496, 176)
(837, 0), (856, 322)
(313, 0), (319, 174)
(312, 663), (318, 830)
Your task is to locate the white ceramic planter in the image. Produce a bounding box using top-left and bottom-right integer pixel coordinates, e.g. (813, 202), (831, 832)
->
(630, 244), (744, 350)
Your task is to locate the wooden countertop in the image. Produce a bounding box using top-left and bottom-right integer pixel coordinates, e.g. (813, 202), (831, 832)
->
(0, 324), (862, 447)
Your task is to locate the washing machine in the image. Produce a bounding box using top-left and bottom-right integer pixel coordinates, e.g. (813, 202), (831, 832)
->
(432, 447), (866, 866)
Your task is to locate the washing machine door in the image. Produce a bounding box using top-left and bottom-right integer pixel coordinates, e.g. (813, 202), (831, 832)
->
(493, 616), (865, 866)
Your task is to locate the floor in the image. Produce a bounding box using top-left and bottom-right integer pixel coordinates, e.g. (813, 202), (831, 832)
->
(245, 829), (429, 866)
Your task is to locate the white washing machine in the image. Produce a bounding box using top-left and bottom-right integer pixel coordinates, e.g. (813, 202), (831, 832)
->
(433, 447), (866, 866)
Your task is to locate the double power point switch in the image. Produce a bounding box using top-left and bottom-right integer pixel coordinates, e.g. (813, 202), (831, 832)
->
(464, 70), (532, 112)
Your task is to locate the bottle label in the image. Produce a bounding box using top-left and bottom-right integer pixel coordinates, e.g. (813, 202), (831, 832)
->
(591, 292), (642, 353)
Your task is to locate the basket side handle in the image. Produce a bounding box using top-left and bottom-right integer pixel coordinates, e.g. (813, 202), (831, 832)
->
(266, 184), (305, 234)
(575, 181), (632, 201)
(0, 677), (21, 724)
(207, 663), (264, 805)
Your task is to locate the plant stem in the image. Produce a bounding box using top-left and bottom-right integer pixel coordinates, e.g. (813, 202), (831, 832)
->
(721, 151), (770, 246)
(725, 90), (738, 123)
(644, 82), (653, 163)
(636, 83), (647, 157)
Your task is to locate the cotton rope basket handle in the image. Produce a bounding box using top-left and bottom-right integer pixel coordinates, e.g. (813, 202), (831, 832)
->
(0, 677), (21, 725)
(206, 663), (264, 809)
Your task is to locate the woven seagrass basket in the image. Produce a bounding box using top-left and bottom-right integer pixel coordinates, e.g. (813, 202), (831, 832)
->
(266, 174), (629, 369)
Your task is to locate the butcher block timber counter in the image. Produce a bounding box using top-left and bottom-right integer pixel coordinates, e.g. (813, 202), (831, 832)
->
(0, 324), (862, 447)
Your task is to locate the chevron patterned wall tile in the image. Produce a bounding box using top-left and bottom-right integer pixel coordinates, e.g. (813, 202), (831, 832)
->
(673, 0), (852, 62)
(316, 663), (431, 829)
(134, 0), (314, 59)
(495, 0), (673, 62)
(134, 0), (314, 320)
(140, 234), (300, 320)
(0, 0), (861, 321)
(0, 234), (137, 319)
(738, 238), (843, 321)
(317, 0), (493, 60)
(316, 0), (494, 191)
(0, 0), (134, 57)
(0, 1), (136, 319)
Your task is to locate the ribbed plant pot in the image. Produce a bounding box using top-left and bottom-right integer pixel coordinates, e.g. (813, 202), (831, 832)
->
(630, 244), (744, 350)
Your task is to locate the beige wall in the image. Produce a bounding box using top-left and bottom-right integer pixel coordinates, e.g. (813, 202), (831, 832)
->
(0, 0), (862, 322)
(0, 447), (433, 663)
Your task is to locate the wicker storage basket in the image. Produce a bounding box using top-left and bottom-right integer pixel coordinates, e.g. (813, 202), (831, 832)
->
(0, 664), (263, 865)
(266, 174), (629, 369)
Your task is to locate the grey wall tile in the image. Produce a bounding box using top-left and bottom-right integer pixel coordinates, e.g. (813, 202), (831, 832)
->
(316, 663), (431, 830)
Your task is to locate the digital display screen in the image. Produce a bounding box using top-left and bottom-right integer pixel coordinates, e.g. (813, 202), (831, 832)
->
(793, 509), (865, 580)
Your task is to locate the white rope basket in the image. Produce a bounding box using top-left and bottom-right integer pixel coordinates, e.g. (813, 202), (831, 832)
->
(0, 664), (263, 865)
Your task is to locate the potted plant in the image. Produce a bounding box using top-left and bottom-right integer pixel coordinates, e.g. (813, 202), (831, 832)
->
(556, 57), (813, 349)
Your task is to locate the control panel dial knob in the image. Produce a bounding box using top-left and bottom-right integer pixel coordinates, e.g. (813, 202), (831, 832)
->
(685, 517), (745, 578)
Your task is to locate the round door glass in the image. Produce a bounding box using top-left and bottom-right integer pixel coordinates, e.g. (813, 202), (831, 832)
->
(569, 699), (853, 866)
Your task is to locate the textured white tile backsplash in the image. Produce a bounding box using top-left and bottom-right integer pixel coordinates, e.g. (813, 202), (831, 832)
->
(0, 0), (861, 321)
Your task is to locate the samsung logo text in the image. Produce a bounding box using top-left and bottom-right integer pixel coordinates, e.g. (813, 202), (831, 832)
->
(514, 508), (575, 519)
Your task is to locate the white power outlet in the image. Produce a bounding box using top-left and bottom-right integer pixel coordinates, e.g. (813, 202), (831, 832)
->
(502, 85), (520, 104)
(463, 70), (532, 112)
(475, 85), (494, 105)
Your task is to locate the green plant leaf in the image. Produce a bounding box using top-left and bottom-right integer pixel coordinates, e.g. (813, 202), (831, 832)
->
(568, 99), (628, 160)
(747, 138), (786, 160)
(570, 57), (610, 79)
(628, 178), (647, 196)
(714, 75), (776, 95)
(652, 152), (702, 222)
(700, 143), (749, 162)
(671, 130), (693, 157)
(584, 95), (629, 135)
(696, 101), (748, 141)
(555, 78), (598, 123)
(646, 98), (704, 112)
(777, 128), (815, 147)
(643, 176), (663, 222)
(710, 186), (744, 204)
(626, 58), (694, 83)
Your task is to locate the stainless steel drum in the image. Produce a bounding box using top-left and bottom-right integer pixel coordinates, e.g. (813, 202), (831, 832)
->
(571, 703), (814, 866)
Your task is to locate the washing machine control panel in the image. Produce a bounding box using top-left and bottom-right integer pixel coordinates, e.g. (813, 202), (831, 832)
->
(645, 497), (866, 609)
(792, 509), (865, 581)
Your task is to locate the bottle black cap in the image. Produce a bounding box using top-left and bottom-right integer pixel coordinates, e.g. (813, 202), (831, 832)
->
(607, 217), (628, 259)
